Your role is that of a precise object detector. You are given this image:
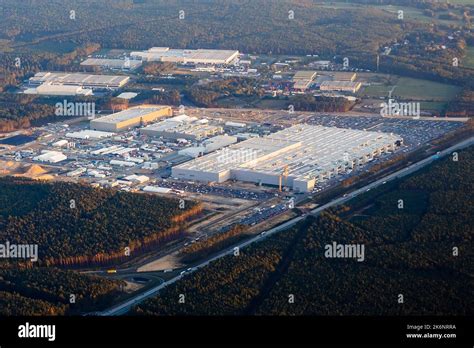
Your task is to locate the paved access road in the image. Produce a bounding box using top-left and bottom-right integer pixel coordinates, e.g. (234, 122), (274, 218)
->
(100, 136), (474, 316)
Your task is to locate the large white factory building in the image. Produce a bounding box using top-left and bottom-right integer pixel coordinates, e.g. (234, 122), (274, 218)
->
(90, 105), (172, 132)
(172, 124), (402, 192)
(141, 114), (223, 140)
(29, 72), (130, 89)
(131, 47), (240, 65)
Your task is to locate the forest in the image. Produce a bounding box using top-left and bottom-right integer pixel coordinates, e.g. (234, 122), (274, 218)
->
(184, 78), (264, 107)
(445, 89), (474, 117)
(179, 225), (248, 264)
(133, 146), (474, 316)
(0, 1), (405, 55)
(0, 267), (124, 315)
(0, 177), (202, 266)
(130, 89), (182, 106)
(1, 0), (470, 81)
(289, 95), (356, 112)
(0, 94), (56, 132)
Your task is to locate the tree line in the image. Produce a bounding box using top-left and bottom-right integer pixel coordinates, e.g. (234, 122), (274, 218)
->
(133, 146), (473, 315)
(0, 177), (202, 267)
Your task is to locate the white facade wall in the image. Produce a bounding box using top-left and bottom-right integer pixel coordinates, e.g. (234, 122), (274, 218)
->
(172, 167), (230, 183)
(293, 178), (316, 192)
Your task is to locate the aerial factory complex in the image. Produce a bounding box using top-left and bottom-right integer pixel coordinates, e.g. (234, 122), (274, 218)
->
(131, 47), (240, 65)
(28, 72), (130, 88)
(172, 125), (402, 192)
(141, 114), (223, 140)
(1, 0), (473, 331)
(90, 105), (172, 132)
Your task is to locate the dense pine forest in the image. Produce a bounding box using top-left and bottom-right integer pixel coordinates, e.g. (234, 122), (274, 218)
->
(0, 177), (201, 315)
(0, 177), (201, 266)
(134, 146), (474, 315)
(1, 0), (472, 86)
(0, 268), (124, 315)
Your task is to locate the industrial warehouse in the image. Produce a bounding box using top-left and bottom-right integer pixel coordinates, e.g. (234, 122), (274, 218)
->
(172, 125), (402, 192)
(141, 114), (223, 140)
(90, 105), (172, 132)
(320, 81), (363, 93)
(131, 47), (240, 65)
(80, 58), (142, 70)
(292, 70), (317, 91)
(28, 72), (130, 90)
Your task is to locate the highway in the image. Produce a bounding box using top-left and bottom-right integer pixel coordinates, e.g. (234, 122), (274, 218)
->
(100, 135), (474, 316)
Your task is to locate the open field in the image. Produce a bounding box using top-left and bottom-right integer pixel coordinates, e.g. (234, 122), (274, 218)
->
(316, 2), (468, 26)
(390, 77), (461, 101)
(419, 101), (449, 113)
(361, 76), (462, 102)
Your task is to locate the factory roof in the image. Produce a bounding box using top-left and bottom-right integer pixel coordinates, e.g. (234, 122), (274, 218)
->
(143, 186), (172, 194)
(321, 81), (360, 87)
(33, 151), (67, 163)
(80, 58), (142, 69)
(174, 124), (401, 180)
(91, 106), (170, 124)
(141, 116), (222, 138)
(176, 137), (300, 174)
(131, 48), (239, 64)
(292, 71), (317, 90)
(117, 92), (139, 99)
(29, 72), (130, 87)
(293, 80), (312, 90)
(293, 70), (317, 81)
(34, 84), (93, 96)
(66, 130), (115, 139)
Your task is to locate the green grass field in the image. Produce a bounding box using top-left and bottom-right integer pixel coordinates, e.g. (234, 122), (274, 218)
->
(420, 101), (448, 113)
(361, 76), (461, 102)
(317, 2), (466, 26)
(395, 77), (461, 101)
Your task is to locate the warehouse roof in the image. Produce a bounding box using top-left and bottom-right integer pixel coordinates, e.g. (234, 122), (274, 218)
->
(293, 70), (317, 80)
(320, 81), (362, 90)
(174, 124), (401, 180)
(80, 58), (142, 69)
(91, 106), (170, 124)
(34, 84), (93, 95)
(30, 72), (130, 87)
(66, 130), (114, 139)
(131, 48), (239, 64)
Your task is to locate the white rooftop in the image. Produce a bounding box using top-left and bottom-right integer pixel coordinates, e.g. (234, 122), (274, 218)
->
(174, 124), (401, 181)
(80, 58), (142, 69)
(29, 72), (129, 87)
(66, 130), (114, 139)
(131, 47), (239, 64)
(92, 106), (169, 124)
